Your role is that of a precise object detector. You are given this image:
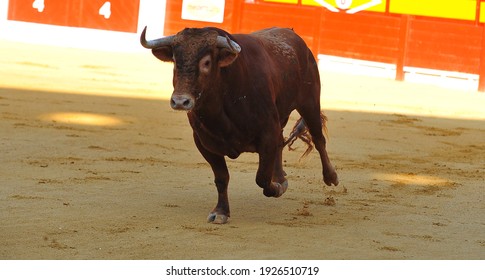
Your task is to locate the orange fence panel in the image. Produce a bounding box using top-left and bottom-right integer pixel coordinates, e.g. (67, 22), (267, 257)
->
(7, 0), (140, 33)
(405, 18), (482, 74)
(79, 0), (140, 33)
(8, 0), (73, 26)
(239, 1), (321, 54)
(319, 11), (401, 64)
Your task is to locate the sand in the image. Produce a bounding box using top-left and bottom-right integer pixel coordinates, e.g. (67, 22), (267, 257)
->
(0, 40), (484, 259)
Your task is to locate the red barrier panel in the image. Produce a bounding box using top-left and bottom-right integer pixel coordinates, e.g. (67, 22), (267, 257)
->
(319, 10), (402, 64)
(7, 0), (140, 33)
(239, 2), (321, 54)
(79, 0), (140, 33)
(8, 0), (72, 26)
(405, 18), (482, 74)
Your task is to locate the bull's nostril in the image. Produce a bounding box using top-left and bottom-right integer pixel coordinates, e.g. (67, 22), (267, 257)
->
(170, 94), (193, 110)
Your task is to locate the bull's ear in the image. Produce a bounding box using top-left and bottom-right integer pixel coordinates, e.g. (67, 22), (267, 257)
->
(152, 47), (173, 62)
(218, 48), (238, 67)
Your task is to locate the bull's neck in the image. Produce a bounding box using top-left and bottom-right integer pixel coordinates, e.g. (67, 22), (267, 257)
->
(192, 82), (227, 120)
(189, 70), (243, 132)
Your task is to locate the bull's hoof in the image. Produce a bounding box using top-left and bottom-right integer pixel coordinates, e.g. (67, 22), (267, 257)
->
(263, 180), (288, 198)
(324, 171), (339, 186)
(275, 180), (288, 197)
(207, 212), (229, 224)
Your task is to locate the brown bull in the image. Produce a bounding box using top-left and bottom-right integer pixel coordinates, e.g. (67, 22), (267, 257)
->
(140, 26), (339, 223)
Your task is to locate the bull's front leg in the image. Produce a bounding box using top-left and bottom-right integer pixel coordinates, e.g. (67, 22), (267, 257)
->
(256, 132), (288, 198)
(193, 134), (230, 224)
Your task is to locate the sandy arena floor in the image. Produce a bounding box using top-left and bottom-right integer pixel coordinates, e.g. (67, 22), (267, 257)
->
(0, 40), (484, 259)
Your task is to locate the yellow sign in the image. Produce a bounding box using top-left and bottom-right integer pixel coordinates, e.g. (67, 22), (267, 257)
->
(481, 2), (485, 23)
(390, 0), (477, 21)
(264, 0), (481, 22)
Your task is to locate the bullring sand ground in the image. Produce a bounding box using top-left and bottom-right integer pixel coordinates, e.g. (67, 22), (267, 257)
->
(0, 40), (484, 259)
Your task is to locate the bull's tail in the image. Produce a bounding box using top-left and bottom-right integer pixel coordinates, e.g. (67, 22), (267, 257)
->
(284, 112), (328, 161)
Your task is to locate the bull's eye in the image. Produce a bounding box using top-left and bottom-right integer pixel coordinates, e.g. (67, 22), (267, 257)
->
(199, 55), (211, 74)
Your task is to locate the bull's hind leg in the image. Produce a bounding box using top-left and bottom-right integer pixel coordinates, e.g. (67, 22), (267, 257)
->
(193, 134), (230, 224)
(297, 108), (339, 186)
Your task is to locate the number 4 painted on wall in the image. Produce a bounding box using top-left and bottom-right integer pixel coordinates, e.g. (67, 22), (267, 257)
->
(99, 1), (112, 19)
(32, 0), (45, 13)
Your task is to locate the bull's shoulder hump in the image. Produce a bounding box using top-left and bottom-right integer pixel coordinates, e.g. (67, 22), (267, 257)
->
(251, 27), (293, 34)
(245, 28), (304, 58)
(251, 28), (303, 46)
(250, 28), (296, 39)
(231, 28), (298, 44)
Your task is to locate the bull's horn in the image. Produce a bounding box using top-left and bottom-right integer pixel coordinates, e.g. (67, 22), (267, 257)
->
(140, 26), (174, 49)
(217, 35), (241, 53)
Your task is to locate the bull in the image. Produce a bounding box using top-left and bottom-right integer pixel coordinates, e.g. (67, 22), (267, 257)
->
(140, 26), (339, 224)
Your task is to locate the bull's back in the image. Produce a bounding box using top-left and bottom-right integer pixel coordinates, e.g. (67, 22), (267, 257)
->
(253, 28), (300, 58)
(239, 28), (319, 113)
(252, 27), (318, 86)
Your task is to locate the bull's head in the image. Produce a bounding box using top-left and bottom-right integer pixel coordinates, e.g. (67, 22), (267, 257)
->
(140, 27), (241, 111)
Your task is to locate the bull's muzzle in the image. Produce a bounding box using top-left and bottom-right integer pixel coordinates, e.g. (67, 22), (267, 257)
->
(170, 94), (194, 111)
